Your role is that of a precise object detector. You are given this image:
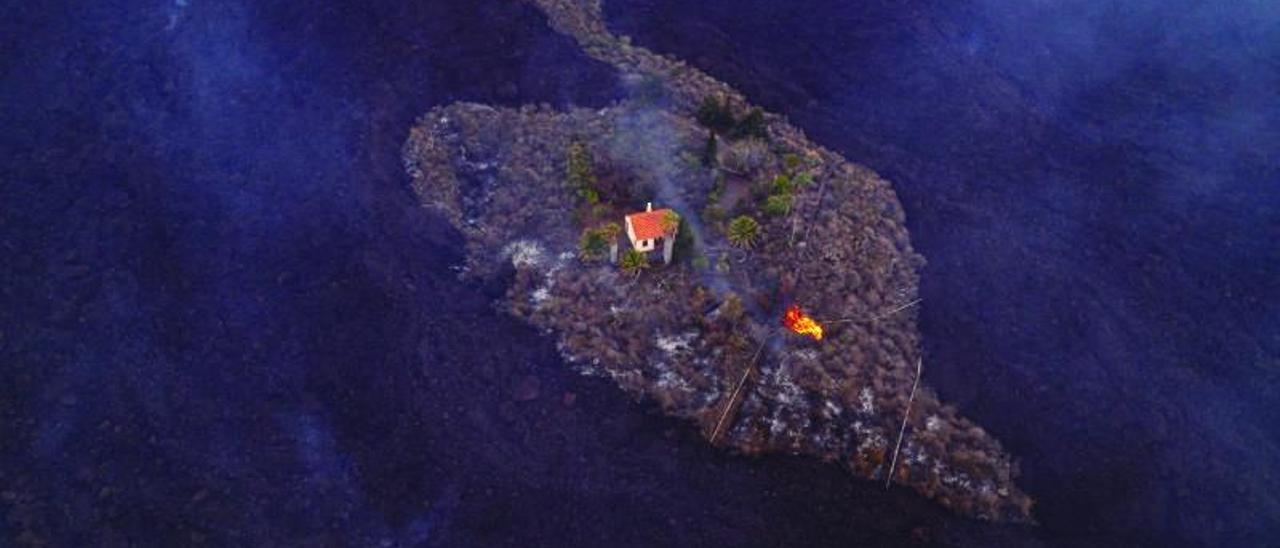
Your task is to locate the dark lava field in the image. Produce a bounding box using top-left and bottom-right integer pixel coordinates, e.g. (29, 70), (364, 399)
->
(2, 0), (1277, 546)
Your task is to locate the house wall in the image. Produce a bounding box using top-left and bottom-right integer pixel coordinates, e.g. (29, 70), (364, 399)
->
(625, 216), (655, 252)
(625, 217), (638, 246)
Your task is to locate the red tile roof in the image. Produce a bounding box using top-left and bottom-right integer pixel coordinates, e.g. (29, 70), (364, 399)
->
(626, 208), (675, 240)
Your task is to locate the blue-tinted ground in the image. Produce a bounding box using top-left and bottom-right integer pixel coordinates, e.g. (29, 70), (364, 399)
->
(607, 0), (1280, 545)
(0, 1), (1033, 546)
(1, 0), (1275, 546)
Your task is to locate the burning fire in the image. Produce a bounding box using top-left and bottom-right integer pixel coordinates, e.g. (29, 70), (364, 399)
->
(783, 304), (824, 341)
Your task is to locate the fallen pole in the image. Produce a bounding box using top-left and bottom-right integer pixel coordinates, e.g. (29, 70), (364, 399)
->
(827, 298), (921, 325)
(886, 357), (923, 489)
(710, 335), (770, 443)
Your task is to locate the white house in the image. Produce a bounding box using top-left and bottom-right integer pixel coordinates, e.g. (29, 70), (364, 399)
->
(623, 202), (678, 264)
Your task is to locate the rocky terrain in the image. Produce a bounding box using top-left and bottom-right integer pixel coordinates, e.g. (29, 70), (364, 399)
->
(403, 0), (1034, 523)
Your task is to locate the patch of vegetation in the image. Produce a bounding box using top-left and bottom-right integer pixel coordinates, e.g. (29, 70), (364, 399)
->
(566, 141), (599, 204)
(696, 96), (736, 135)
(727, 215), (760, 249)
(772, 174), (793, 195)
(782, 151), (821, 188)
(760, 173), (795, 216)
(673, 215), (696, 263)
(783, 153), (803, 173)
(620, 248), (650, 275)
(662, 210), (680, 234)
(696, 96), (768, 141)
(599, 222), (621, 244)
(759, 164), (813, 217)
(578, 227), (608, 260)
(579, 222), (622, 262)
(764, 193), (793, 217)
(728, 107), (767, 140)
(719, 138), (770, 174)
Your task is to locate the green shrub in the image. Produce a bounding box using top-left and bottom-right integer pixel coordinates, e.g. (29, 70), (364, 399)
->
(598, 222), (622, 242)
(764, 193), (793, 217)
(783, 153), (802, 173)
(698, 98), (767, 141)
(661, 210), (681, 234)
(772, 174), (793, 195)
(579, 228), (607, 260)
(566, 141), (598, 204)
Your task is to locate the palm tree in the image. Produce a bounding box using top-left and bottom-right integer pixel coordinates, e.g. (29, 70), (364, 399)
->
(599, 222), (622, 263)
(727, 215), (760, 249)
(619, 249), (650, 276)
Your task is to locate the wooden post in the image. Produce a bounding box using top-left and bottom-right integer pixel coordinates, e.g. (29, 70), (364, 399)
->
(886, 357), (923, 488)
(709, 336), (770, 443)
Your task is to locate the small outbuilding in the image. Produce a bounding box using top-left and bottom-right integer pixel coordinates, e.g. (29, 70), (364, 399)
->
(624, 202), (678, 264)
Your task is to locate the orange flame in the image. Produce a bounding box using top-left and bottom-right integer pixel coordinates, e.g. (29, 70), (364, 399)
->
(783, 304), (824, 341)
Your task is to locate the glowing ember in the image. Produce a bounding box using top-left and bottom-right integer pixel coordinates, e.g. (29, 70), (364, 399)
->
(783, 304), (824, 341)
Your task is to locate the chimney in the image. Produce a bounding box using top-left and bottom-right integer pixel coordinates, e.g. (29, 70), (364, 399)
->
(646, 202), (652, 212)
